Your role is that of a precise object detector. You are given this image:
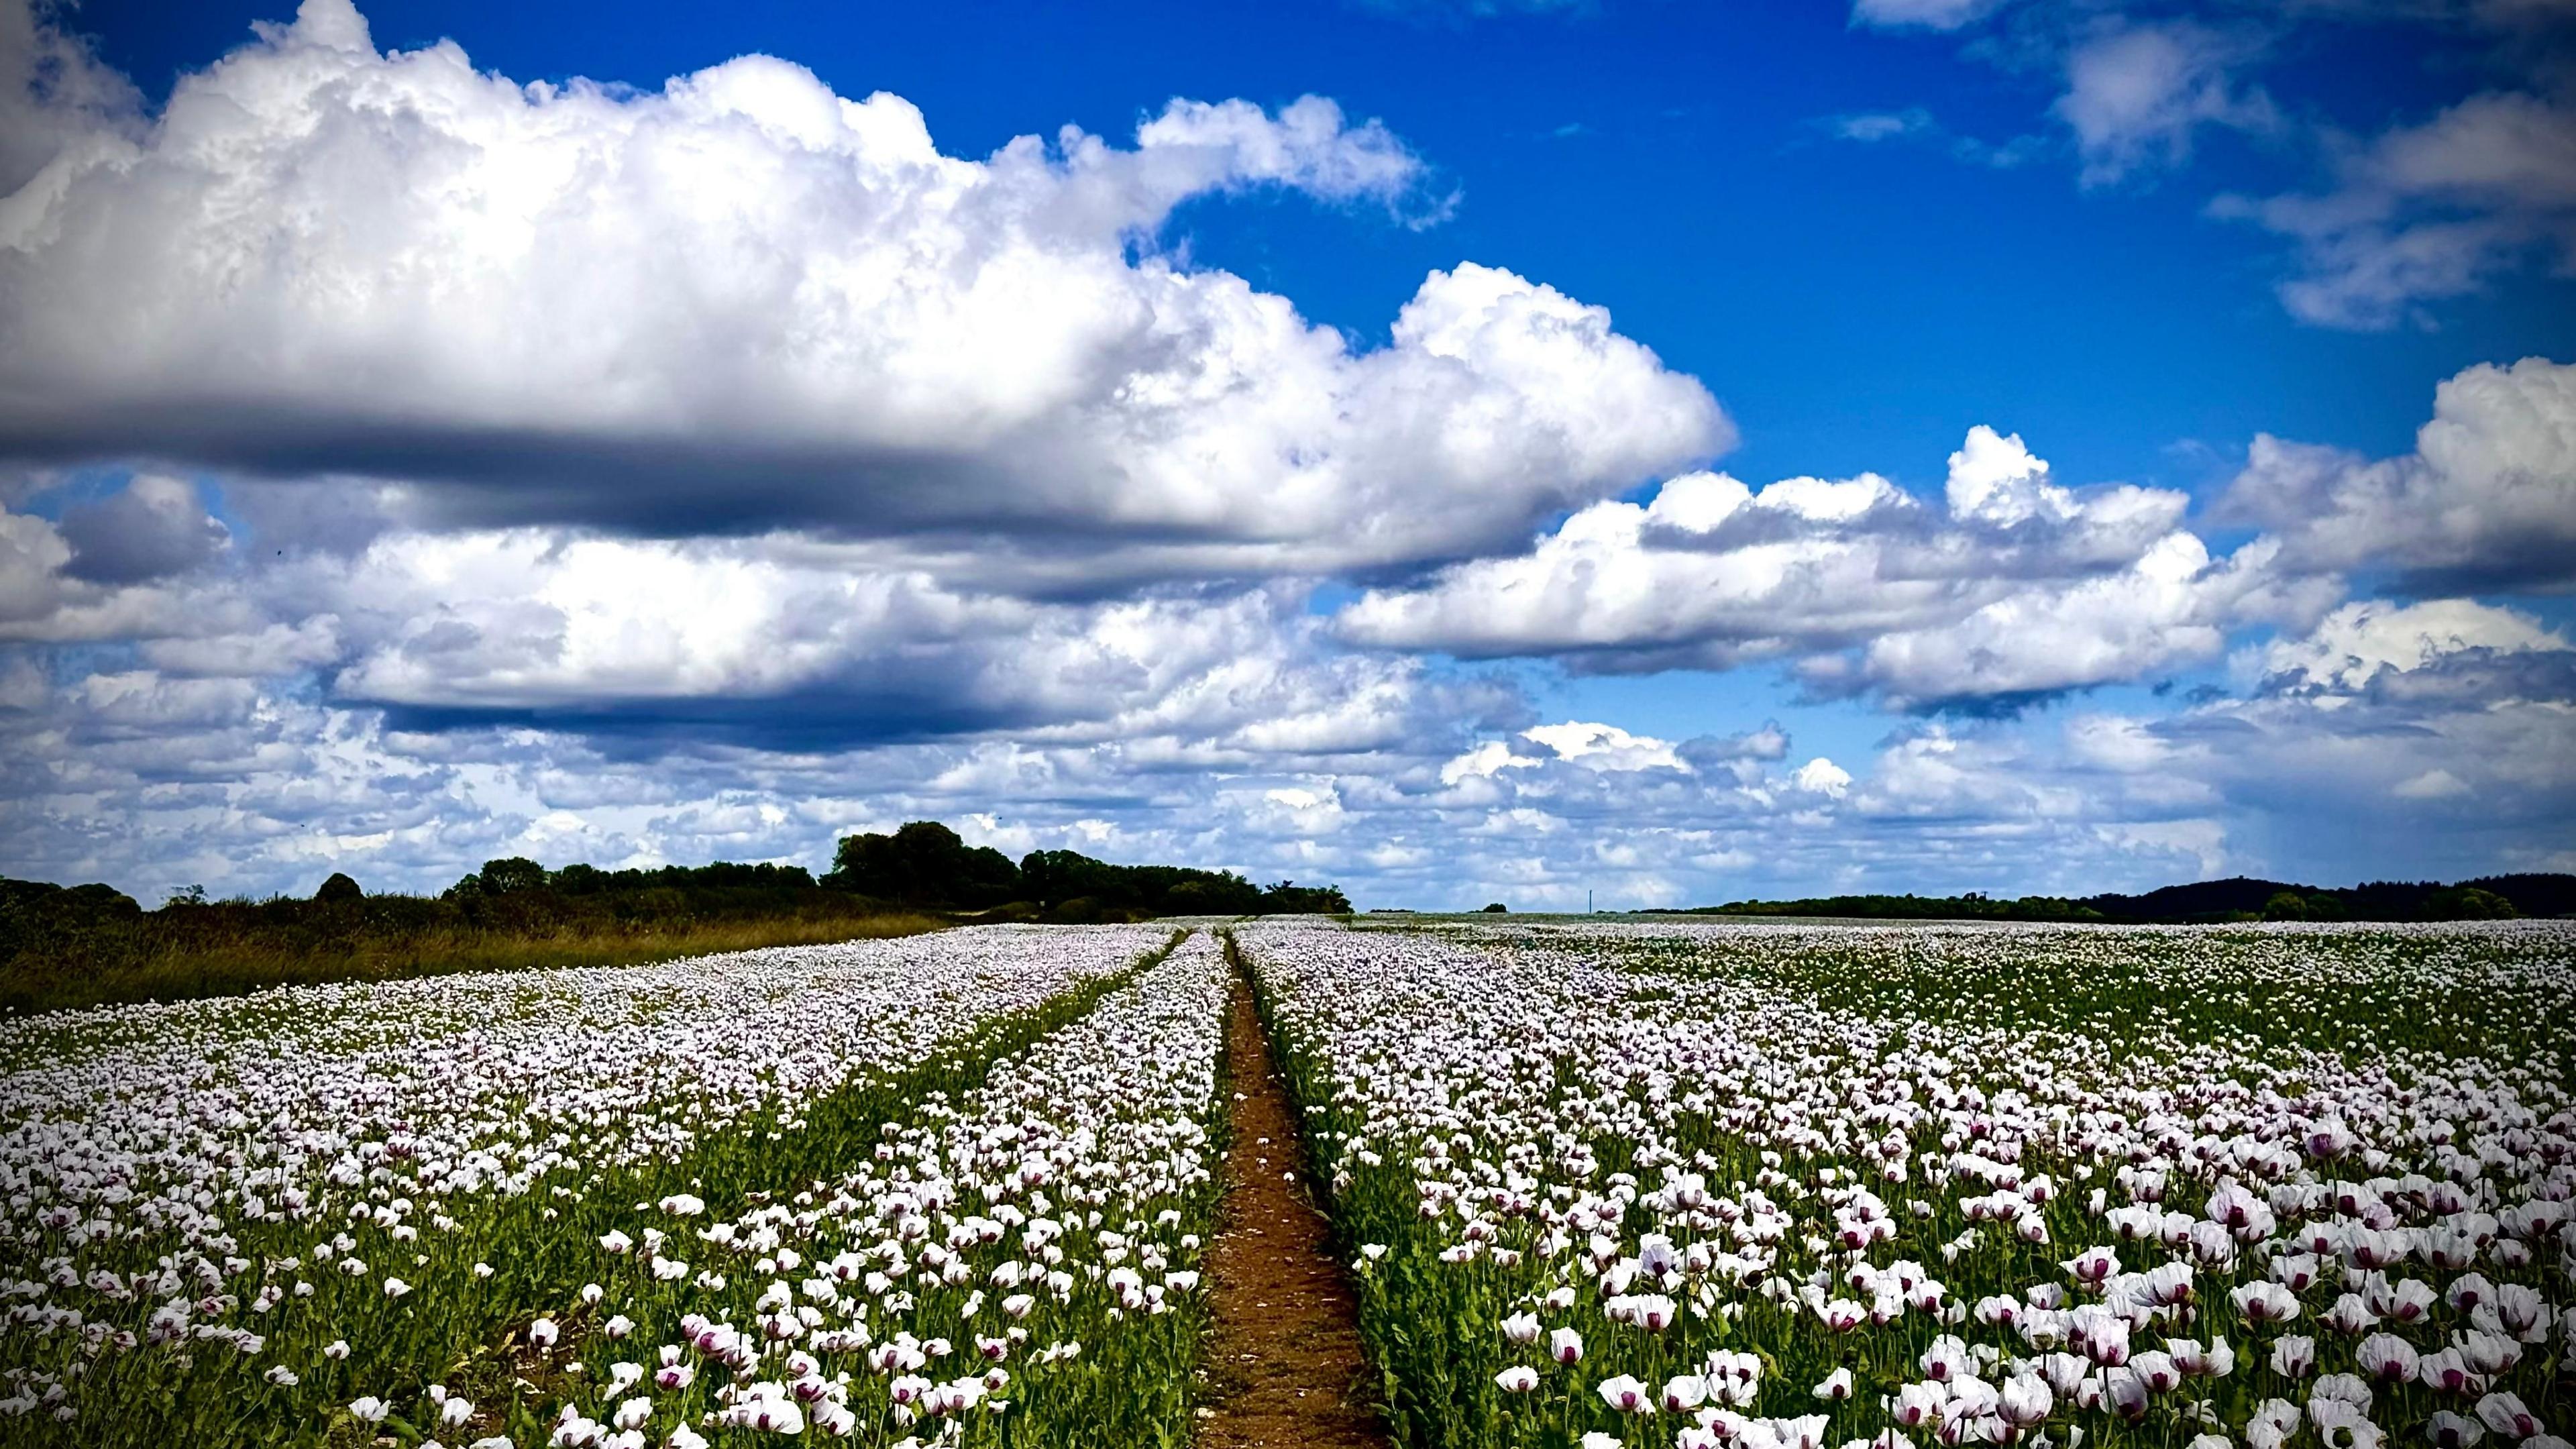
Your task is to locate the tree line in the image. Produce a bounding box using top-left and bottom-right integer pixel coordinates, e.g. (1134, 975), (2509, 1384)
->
(819, 820), (1351, 919)
(0, 820), (1352, 1011)
(1647, 873), (2568, 924)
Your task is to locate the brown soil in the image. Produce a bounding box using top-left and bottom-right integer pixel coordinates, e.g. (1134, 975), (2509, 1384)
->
(1195, 969), (1388, 1449)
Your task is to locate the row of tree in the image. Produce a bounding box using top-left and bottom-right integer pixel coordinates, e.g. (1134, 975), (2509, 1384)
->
(3, 820), (1350, 978)
(821, 821), (1350, 918)
(429, 820), (1352, 920)
(1654, 873), (2566, 924)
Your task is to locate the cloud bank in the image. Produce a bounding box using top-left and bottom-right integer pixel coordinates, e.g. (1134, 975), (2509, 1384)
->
(0, 0), (1721, 581)
(0, 0), (2568, 907)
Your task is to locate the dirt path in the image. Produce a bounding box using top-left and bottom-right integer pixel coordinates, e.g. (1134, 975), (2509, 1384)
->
(1195, 966), (1387, 1449)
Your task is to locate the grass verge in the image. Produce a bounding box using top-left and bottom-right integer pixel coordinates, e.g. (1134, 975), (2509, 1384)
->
(0, 906), (950, 1016)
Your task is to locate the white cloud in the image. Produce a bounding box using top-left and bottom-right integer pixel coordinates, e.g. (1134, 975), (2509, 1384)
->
(2252, 597), (2569, 693)
(1945, 425), (2070, 527)
(6, 609), (2566, 908)
(2220, 355), (2576, 588)
(1833, 110), (1935, 143)
(2216, 91), (2576, 327)
(1791, 757), (1852, 798)
(2394, 768), (2471, 800)
(1819, 107), (2041, 170)
(1439, 739), (1542, 785)
(2063, 713), (2173, 772)
(0, 0), (1723, 579)
(1850, 0), (2009, 32)
(2093, 818), (2228, 878)
(1825, 532), (2323, 709)
(0, 0), (138, 194)
(0, 488), (237, 645)
(1337, 427), (2314, 706)
(1837, 0), (2572, 324)
(281, 527), (1507, 759)
(1521, 720), (1690, 773)
(2053, 20), (2276, 187)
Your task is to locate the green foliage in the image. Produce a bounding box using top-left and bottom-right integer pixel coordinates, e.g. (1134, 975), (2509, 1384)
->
(3, 816), (1357, 1012)
(2261, 890), (2313, 920)
(824, 820), (1022, 906)
(0, 869), (940, 1014)
(473, 856), (549, 896)
(1481, 902), (1509, 913)
(2424, 885), (2520, 920)
(1661, 892), (2106, 922)
(822, 822), (1354, 917)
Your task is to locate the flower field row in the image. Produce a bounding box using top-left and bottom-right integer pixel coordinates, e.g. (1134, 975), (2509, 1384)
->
(1238, 918), (2576, 1449)
(0, 924), (1191, 1446)
(468, 928), (1230, 1449)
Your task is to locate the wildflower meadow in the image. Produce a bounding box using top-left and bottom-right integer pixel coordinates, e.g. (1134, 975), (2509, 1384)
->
(2, 916), (2569, 1449)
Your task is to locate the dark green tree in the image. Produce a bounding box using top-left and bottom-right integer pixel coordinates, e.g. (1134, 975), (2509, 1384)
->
(826, 822), (1022, 907)
(2262, 890), (2314, 922)
(2423, 886), (2519, 920)
(478, 857), (549, 896)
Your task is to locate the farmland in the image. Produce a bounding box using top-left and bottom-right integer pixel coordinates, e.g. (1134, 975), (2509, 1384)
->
(2, 917), (2571, 1448)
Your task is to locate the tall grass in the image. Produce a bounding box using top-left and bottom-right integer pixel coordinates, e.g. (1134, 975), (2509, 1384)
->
(0, 890), (948, 1015)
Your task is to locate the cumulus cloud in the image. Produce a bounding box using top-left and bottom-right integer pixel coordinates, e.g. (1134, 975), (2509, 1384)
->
(0, 642), (1864, 909)
(7, 574), (2567, 906)
(1810, 531), (2315, 709)
(2249, 597), (2568, 692)
(0, 489), (235, 645)
(2219, 355), (2576, 588)
(56, 476), (229, 584)
(2033, 586), (2576, 878)
(1439, 739), (1544, 786)
(1520, 720), (1690, 773)
(235, 526), (1520, 755)
(0, 0), (1722, 580)
(1791, 757), (1851, 798)
(0, 0), (138, 193)
(1824, 597), (2576, 886)
(1336, 423), (2325, 707)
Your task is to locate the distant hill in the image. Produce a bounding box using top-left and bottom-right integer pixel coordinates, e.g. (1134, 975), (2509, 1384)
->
(2084, 873), (2570, 922)
(1648, 873), (2573, 924)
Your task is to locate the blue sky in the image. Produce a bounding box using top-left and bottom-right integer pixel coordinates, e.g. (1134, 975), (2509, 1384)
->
(0, 0), (2570, 906)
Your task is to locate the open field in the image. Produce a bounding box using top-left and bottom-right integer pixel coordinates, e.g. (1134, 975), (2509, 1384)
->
(1, 918), (2569, 1448)
(1241, 917), (2576, 1449)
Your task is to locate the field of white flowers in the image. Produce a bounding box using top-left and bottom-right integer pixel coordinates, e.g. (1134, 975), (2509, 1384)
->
(1237, 917), (2576, 1449)
(0, 924), (1216, 1448)
(5, 914), (2569, 1449)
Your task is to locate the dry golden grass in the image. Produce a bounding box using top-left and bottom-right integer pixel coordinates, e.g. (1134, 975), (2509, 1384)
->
(1, 908), (950, 1016)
